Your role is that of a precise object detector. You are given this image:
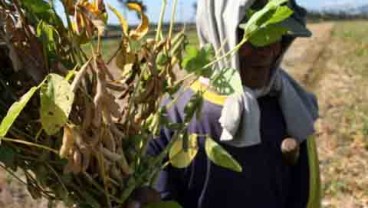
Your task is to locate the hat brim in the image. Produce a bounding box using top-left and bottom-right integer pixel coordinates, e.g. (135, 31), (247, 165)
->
(280, 17), (312, 37)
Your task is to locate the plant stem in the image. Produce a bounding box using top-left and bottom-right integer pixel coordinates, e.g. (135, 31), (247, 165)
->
(202, 38), (247, 70)
(61, 0), (73, 32)
(45, 162), (69, 194)
(97, 34), (102, 55)
(155, 0), (168, 41)
(168, 0), (179, 39)
(107, 45), (121, 64)
(0, 164), (28, 186)
(0, 137), (59, 154)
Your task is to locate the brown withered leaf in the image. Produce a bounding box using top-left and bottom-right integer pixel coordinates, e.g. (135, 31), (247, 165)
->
(127, 2), (149, 40)
(108, 4), (129, 36)
(1, 10), (47, 83)
(115, 41), (136, 71)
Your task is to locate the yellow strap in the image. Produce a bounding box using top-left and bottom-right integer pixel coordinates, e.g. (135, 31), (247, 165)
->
(192, 80), (322, 207)
(307, 136), (322, 208)
(190, 81), (227, 106)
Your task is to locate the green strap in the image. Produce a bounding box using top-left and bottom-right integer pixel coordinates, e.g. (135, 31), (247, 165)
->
(307, 136), (322, 208)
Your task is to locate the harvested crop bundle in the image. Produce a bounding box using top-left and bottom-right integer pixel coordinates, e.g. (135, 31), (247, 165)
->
(0, 0), (295, 207)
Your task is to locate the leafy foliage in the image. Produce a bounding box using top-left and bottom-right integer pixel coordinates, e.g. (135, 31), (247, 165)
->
(22, 0), (62, 25)
(205, 136), (242, 172)
(0, 86), (39, 137)
(239, 0), (293, 47)
(0, 1), (207, 207)
(181, 44), (215, 78)
(40, 74), (74, 135)
(0, 0), (295, 207)
(169, 134), (198, 169)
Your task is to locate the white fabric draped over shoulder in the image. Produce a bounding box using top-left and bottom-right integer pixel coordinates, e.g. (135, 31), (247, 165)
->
(195, 0), (319, 147)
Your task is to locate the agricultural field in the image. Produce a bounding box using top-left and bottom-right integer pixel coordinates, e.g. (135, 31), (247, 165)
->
(285, 20), (368, 207)
(311, 20), (368, 207)
(1, 20), (368, 207)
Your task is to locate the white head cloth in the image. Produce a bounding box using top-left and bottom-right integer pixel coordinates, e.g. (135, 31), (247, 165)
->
(196, 0), (319, 147)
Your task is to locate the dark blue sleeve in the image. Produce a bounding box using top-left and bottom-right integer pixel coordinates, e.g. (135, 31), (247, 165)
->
(285, 140), (310, 208)
(147, 91), (191, 202)
(147, 127), (186, 201)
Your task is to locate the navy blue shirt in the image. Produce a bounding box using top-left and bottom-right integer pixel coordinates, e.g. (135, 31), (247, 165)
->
(149, 83), (310, 208)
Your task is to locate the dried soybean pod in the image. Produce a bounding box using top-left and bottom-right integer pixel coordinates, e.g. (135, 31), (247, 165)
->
(110, 165), (123, 184)
(105, 81), (126, 91)
(101, 105), (113, 125)
(81, 147), (91, 172)
(101, 147), (121, 162)
(104, 95), (119, 120)
(60, 125), (75, 158)
(96, 55), (114, 81)
(82, 99), (93, 129)
(134, 78), (155, 103)
(110, 124), (125, 139)
(83, 129), (100, 147)
(73, 131), (92, 172)
(118, 150), (133, 175)
(92, 66), (106, 127)
(102, 128), (116, 152)
(71, 59), (92, 92)
(101, 147), (132, 175)
(167, 65), (177, 86)
(72, 149), (83, 174)
(63, 157), (75, 174)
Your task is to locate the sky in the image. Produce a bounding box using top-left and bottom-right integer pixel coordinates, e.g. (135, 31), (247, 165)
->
(55, 0), (368, 25)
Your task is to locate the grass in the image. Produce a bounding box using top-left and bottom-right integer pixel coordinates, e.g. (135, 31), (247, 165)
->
(333, 20), (368, 45)
(312, 20), (368, 207)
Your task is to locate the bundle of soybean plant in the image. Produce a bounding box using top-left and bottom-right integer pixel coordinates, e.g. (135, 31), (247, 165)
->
(0, 0), (294, 207)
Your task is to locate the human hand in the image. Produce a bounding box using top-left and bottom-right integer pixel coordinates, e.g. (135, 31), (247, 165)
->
(125, 186), (161, 208)
(281, 138), (300, 166)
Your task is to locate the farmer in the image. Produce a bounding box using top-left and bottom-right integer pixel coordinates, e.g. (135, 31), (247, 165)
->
(131, 0), (321, 207)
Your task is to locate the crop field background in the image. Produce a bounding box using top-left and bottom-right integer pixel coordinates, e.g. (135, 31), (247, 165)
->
(1, 20), (368, 207)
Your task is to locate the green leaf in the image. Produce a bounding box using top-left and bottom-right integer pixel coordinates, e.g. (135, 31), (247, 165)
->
(239, 0), (293, 47)
(65, 66), (78, 82)
(205, 136), (242, 172)
(40, 74), (75, 135)
(269, 0), (290, 6)
(22, 0), (63, 27)
(22, 0), (51, 14)
(264, 6), (293, 26)
(0, 86), (39, 137)
(36, 21), (60, 52)
(107, 4), (129, 36)
(169, 134), (198, 169)
(181, 44), (215, 78)
(184, 92), (204, 122)
(249, 24), (288, 47)
(145, 201), (182, 208)
(156, 52), (170, 66)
